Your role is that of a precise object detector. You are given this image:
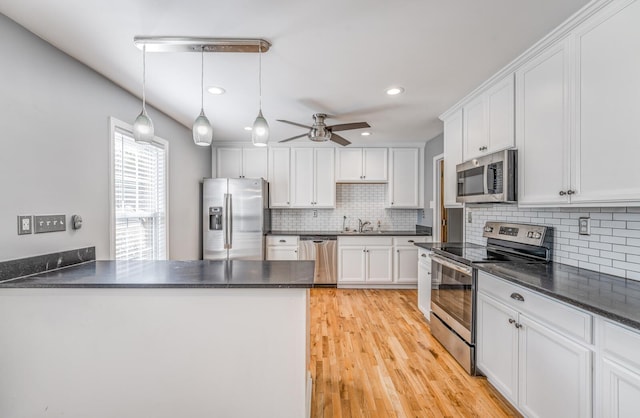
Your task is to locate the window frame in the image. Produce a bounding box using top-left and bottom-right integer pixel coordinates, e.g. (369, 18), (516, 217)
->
(108, 117), (170, 260)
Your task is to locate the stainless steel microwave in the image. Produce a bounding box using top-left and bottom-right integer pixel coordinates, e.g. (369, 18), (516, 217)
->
(456, 149), (517, 203)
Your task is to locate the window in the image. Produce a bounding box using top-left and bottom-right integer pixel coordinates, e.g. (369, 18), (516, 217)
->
(110, 118), (168, 260)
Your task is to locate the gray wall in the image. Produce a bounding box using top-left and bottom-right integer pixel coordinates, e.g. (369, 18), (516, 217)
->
(0, 14), (211, 261)
(418, 133), (444, 226)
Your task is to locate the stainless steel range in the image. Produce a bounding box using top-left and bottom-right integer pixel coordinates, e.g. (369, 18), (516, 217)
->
(429, 222), (553, 375)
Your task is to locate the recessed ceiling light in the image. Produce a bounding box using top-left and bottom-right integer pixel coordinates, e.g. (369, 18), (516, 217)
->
(208, 86), (226, 95)
(386, 87), (404, 96)
(244, 126), (253, 131)
(361, 132), (371, 136)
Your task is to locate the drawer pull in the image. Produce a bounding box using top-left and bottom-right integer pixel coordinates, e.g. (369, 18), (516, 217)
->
(408, 240), (415, 243)
(279, 240), (286, 243)
(510, 293), (525, 302)
(421, 254), (427, 257)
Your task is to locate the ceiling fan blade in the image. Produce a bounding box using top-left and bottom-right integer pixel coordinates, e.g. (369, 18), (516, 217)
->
(276, 119), (311, 129)
(329, 133), (351, 146)
(279, 133), (308, 143)
(327, 122), (370, 132)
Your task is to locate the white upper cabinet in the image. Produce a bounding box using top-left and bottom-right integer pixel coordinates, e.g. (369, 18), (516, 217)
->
(388, 148), (420, 208)
(290, 147), (335, 208)
(216, 148), (243, 178)
(571, 0), (640, 204)
(336, 148), (388, 182)
(215, 147), (267, 179)
(268, 148), (291, 208)
(463, 74), (515, 161)
(443, 110), (463, 208)
(463, 96), (487, 161)
(242, 148), (268, 179)
(516, 39), (572, 206)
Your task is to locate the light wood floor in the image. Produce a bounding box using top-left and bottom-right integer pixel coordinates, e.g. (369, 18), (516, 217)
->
(309, 288), (520, 418)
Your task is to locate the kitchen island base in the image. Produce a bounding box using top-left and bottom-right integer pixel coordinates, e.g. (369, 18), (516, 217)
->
(0, 287), (310, 418)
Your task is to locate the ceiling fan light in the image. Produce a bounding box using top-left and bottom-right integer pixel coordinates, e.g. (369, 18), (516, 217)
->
(308, 126), (331, 142)
(193, 110), (213, 146)
(252, 110), (269, 147)
(133, 109), (155, 143)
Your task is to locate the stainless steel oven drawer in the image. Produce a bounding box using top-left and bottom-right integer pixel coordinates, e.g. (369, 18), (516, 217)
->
(430, 311), (475, 375)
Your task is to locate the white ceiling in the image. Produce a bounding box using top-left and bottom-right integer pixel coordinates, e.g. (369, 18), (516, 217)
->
(1, 0), (590, 146)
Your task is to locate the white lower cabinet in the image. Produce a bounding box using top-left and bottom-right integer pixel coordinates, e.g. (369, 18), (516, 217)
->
(338, 243), (392, 284)
(517, 315), (592, 418)
(598, 319), (640, 418)
(417, 249), (432, 319)
(266, 236), (298, 261)
(338, 236), (431, 287)
(477, 271), (592, 417)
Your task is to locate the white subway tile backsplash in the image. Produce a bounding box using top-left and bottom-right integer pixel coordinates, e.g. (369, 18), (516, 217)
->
(271, 184), (419, 232)
(465, 204), (640, 281)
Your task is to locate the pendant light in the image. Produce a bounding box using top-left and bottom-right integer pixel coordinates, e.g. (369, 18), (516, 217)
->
(192, 47), (213, 146)
(251, 43), (269, 147)
(133, 44), (155, 143)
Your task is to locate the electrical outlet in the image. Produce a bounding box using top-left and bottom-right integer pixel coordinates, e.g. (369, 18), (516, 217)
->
(34, 215), (66, 234)
(17, 215), (33, 235)
(467, 211), (473, 223)
(313, 210), (318, 218)
(578, 217), (591, 235)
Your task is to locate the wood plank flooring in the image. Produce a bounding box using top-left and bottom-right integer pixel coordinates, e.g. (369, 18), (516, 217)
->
(309, 288), (520, 418)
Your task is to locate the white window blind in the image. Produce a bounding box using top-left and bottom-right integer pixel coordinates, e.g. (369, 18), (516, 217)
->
(113, 128), (167, 260)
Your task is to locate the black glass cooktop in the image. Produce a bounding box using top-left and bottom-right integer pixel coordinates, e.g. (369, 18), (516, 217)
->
(433, 242), (546, 265)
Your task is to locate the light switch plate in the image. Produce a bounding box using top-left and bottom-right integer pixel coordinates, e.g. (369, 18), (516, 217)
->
(578, 217), (590, 235)
(34, 215), (66, 234)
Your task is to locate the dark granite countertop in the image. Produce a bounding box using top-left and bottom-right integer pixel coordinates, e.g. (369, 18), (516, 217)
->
(269, 229), (432, 237)
(0, 260), (316, 289)
(476, 262), (640, 330)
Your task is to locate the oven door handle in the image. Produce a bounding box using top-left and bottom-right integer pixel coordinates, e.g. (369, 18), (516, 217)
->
(430, 254), (472, 276)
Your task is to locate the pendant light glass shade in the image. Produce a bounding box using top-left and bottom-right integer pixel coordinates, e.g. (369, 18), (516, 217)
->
(252, 110), (269, 147)
(193, 48), (213, 146)
(133, 45), (155, 143)
(252, 44), (268, 147)
(193, 110), (213, 146)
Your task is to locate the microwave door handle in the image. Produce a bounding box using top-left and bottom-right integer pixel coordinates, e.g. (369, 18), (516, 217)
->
(483, 166), (489, 195)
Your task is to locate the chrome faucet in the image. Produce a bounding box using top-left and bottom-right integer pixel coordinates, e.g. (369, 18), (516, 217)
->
(358, 219), (372, 233)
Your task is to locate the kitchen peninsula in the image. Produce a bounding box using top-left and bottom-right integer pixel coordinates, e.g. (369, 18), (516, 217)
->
(0, 249), (315, 418)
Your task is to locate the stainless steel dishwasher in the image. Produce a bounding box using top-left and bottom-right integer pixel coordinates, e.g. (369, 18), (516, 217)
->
(298, 235), (337, 287)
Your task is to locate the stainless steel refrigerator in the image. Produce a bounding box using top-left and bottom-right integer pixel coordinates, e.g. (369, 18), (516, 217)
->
(202, 178), (270, 260)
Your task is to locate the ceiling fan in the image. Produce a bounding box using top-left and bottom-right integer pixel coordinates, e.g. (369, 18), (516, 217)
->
(277, 113), (370, 146)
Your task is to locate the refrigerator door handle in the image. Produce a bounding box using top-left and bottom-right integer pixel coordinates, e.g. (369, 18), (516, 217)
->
(228, 193), (233, 248)
(224, 193), (231, 249)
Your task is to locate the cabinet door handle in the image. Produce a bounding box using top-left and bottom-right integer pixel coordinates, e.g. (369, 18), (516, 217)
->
(391, 202), (394, 205)
(421, 254), (427, 257)
(286, 202), (290, 205)
(510, 293), (525, 302)
(508, 318), (516, 325)
(515, 323), (523, 329)
(567, 190), (575, 195)
(559, 191), (567, 196)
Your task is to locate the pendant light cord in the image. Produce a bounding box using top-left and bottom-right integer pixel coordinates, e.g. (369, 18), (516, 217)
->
(201, 47), (205, 109)
(258, 43), (262, 110)
(142, 44), (147, 112)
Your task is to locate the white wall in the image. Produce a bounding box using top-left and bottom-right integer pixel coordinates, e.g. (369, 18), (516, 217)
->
(0, 14), (210, 261)
(419, 133), (444, 227)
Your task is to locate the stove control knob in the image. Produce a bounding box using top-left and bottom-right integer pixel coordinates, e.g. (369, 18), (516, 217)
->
(527, 231), (534, 238)
(484, 226), (494, 233)
(534, 232), (542, 239)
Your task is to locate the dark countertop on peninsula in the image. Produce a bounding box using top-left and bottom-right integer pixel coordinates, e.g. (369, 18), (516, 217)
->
(0, 260), (316, 289)
(476, 262), (640, 331)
